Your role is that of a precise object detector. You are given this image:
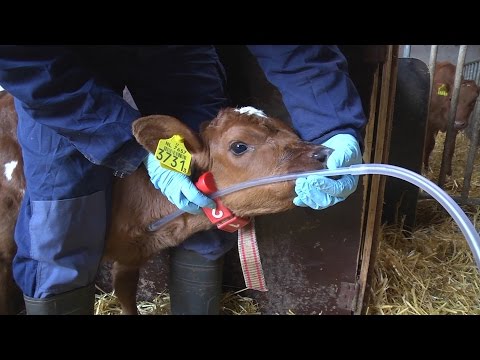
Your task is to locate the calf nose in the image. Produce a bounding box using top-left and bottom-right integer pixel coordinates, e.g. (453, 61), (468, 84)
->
(312, 146), (334, 163)
(454, 120), (467, 130)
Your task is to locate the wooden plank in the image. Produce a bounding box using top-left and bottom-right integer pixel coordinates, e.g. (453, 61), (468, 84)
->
(359, 66), (380, 245)
(362, 68), (380, 174)
(355, 45), (399, 314)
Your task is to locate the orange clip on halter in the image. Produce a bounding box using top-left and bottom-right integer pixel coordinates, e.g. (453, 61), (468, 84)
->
(195, 172), (250, 232)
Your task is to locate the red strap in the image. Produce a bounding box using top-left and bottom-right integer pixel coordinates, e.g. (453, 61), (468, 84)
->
(195, 172), (250, 232)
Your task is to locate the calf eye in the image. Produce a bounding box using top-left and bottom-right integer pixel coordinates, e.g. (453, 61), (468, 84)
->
(230, 142), (249, 155)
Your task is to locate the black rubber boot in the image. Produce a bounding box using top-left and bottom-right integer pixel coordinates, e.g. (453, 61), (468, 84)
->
(169, 247), (224, 315)
(23, 283), (96, 315)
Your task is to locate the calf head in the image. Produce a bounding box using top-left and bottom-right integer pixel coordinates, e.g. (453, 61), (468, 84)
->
(453, 80), (479, 130)
(132, 107), (332, 218)
(431, 79), (480, 132)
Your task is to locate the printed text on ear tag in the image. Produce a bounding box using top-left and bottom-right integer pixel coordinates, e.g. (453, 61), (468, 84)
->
(438, 83), (449, 96)
(155, 135), (192, 175)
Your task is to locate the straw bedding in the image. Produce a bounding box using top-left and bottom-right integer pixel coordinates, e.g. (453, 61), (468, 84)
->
(366, 131), (480, 315)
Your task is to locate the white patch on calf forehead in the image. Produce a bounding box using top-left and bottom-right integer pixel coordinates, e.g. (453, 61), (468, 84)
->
(4, 160), (18, 181)
(234, 106), (267, 118)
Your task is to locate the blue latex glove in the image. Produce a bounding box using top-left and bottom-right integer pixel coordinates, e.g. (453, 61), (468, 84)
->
(293, 134), (362, 210)
(144, 153), (215, 214)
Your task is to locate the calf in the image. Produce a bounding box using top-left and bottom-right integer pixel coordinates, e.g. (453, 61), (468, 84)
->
(0, 92), (24, 314)
(0, 95), (332, 315)
(424, 61), (480, 175)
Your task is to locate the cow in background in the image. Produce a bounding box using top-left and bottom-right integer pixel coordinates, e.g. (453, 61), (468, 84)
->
(423, 61), (480, 175)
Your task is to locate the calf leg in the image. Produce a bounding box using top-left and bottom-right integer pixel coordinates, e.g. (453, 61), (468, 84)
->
(0, 195), (24, 315)
(0, 252), (24, 315)
(112, 261), (140, 315)
(423, 127), (437, 171)
(444, 131), (457, 176)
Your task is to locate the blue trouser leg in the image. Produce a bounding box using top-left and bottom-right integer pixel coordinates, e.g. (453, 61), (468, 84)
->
(11, 46), (236, 315)
(125, 45), (237, 260)
(123, 45), (237, 314)
(13, 100), (113, 298)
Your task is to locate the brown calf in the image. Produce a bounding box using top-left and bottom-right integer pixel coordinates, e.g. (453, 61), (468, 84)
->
(424, 61), (480, 175)
(0, 92), (24, 314)
(0, 96), (332, 314)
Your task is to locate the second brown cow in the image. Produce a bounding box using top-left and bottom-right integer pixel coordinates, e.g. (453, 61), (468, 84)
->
(424, 61), (480, 175)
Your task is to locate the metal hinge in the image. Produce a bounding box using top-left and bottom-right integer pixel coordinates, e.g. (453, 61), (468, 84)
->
(337, 282), (359, 313)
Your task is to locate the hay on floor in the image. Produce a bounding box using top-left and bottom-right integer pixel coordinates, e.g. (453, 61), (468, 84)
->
(366, 205), (480, 315)
(367, 131), (480, 315)
(94, 286), (259, 315)
(424, 132), (480, 198)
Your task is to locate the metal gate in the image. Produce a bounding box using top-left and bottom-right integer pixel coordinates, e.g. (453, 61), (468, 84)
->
(407, 45), (480, 206)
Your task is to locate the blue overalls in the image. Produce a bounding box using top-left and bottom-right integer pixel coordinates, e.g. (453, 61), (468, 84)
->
(0, 45), (366, 307)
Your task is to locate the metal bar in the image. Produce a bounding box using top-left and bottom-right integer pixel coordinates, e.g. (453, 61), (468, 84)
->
(463, 60), (480, 83)
(438, 45), (468, 187)
(476, 62), (480, 85)
(402, 45), (411, 58)
(461, 101), (480, 198)
(426, 45), (439, 124)
(426, 46), (440, 187)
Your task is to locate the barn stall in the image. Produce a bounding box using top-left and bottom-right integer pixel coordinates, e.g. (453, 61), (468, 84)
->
(368, 45), (480, 315)
(94, 45), (480, 315)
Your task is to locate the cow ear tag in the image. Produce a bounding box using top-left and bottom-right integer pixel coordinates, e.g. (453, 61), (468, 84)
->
(438, 83), (449, 96)
(154, 135), (192, 176)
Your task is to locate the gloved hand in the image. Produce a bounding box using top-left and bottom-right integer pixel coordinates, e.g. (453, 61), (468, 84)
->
(144, 153), (215, 214)
(293, 134), (362, 210)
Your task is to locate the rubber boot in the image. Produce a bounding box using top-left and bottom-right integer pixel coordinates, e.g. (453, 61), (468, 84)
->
(23, 283), (95, 315)
(169, 247), (224, 315)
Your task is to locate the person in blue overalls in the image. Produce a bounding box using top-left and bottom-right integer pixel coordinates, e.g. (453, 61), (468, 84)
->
(0, 45), (366, 315)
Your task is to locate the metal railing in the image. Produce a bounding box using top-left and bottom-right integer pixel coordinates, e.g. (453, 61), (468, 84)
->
(421, 45), (480, 206)
(436, 45), (480, 205)
(464, 59), (480, 84)
(461, 59), (480, 204)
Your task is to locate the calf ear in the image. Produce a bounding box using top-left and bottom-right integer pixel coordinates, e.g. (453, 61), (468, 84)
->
(132, 115), (204, 155)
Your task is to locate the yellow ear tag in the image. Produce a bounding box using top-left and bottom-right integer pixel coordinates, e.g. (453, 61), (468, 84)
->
(154, 135), (192, 176)
(438, 84), (449, 96)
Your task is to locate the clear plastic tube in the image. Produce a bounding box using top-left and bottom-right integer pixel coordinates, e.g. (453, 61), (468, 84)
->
(148, 163), (480, 271)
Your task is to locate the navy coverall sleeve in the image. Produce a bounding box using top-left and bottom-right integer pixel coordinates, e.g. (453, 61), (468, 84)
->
(0, 46), (147, 177)
(247, 45), (367, 146)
